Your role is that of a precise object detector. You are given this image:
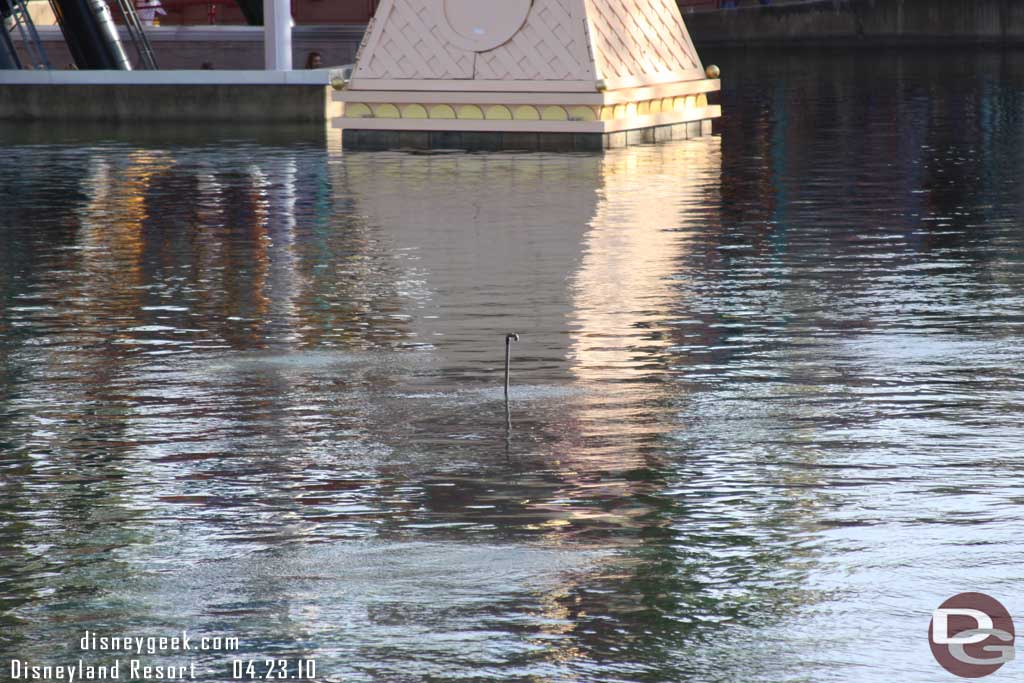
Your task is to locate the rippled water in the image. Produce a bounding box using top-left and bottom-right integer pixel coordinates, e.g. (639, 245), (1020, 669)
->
(2, 49), (1024, 682)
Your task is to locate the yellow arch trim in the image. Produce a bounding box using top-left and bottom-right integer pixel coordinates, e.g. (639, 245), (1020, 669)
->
(541, 106), (568, 121)
(513, 105), (540, 120)
(401, 104), (428, 119)
(456, 105), (484, 120)
(568, 106), (597, 122)
(346, 103), (373, 118)
(374, 104), (400, 119)
(484, 105), (513, 120)
(429, 104), (456, 119)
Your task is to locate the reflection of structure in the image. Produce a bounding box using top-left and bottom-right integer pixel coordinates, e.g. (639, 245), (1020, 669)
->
(535, 139), (722, 525)
(339, 139), (724, 671)
(336, 151), (598, 376)
(571, 140), (720, 383)
(338, 138), (722, 537)
(334, 0), (721, 150)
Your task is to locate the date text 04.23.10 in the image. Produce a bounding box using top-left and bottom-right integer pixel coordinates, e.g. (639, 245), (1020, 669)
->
(230, 659), (317, 680)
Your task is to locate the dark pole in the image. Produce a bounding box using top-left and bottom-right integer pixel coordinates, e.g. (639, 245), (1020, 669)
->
(504, 333), (519, 454)
(233, 0), (263, 25)
(0, 22), (22, 70)
(50, 0), (129, 69)
(504, 333), (519, 400)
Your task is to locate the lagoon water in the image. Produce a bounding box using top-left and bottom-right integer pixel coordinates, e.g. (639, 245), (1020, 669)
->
(2, 49), (1024, 682)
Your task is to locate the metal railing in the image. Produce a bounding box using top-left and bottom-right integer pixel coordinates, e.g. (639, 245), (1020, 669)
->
(110, 0), (159, 69)
(2, 0), (51, 69)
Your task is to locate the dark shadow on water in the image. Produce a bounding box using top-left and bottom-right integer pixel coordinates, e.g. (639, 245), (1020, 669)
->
(0, 121), (331, 147)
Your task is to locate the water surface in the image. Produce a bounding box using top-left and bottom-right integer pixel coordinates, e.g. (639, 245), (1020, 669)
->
(2, 49), (1024, 682)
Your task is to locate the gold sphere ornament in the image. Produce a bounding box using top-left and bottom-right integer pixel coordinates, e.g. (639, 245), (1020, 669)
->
(705, 64), (721, 79)
(330, 66), (354, 90)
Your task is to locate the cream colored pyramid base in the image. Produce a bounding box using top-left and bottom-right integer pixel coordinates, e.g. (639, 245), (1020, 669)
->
(331, 0), (721, 150)
(331, 80), (720, 150)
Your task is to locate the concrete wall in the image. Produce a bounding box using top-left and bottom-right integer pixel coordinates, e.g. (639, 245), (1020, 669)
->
(0, 82), (333, 122)
(684, 0), (1024, 45)
(13, 26), (365, 70)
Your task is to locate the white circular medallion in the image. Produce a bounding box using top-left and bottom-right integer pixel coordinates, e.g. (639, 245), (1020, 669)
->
(435, 0), (533, 53)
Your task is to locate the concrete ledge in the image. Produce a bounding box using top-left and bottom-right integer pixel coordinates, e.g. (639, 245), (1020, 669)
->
(333, 79), (721, 106)
(334, 105), (720, 135)
(8, 25), (367, 70)
(0, 70), (332, 85)
(342, 120), (715, 152)
(0, 84), (333, 122)
(24, 24), (367, 43)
